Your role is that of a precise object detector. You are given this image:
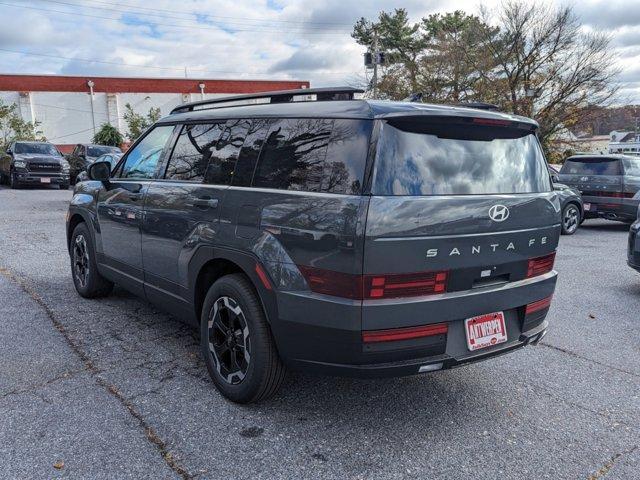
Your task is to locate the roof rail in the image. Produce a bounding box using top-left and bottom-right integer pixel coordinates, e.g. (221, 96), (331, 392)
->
(170, 86), (364, 114)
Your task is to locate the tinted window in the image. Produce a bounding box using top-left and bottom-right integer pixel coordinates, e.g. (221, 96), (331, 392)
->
(165, 120), (249, 184)
(561, 158), (622, 176)
(14, 143), (60, 156)
(232, 119), (274, 187)
(120, 125), (173, 179)
(372, 122), (550, 195)
(251, 118), (369, 194)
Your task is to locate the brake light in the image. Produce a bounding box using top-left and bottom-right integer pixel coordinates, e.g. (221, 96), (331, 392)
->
(297, 266), (448, 300)
(525, 295), (553, 314)
(362, 271), (448, 299)
(527, 252), (556, 278)
(362, 323), (448, 343)
(471, 117), (510, 126)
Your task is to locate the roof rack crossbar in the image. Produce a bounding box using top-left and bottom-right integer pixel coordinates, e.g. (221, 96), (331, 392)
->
(170, 86), (364, 114)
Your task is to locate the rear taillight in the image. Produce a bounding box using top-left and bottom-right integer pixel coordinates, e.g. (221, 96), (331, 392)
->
(527, 252), (556, 278)
(297, 266), (448, 300)
(525, 295), (553, 314)
(362, 323), (448, 343)
(362, 271), (448, 299)
(297, 266), (362, 300)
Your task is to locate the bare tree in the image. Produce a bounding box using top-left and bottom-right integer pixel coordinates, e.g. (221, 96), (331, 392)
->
(474, 1), (619, 149)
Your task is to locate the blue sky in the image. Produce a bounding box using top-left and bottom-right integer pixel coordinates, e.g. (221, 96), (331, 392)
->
(0, 0), (639, 102)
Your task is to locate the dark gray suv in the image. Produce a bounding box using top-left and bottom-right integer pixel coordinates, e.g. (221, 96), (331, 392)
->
(66, 87), (560, 403)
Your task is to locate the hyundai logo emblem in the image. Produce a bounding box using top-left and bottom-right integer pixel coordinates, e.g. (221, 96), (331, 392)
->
(489, 204), (510, 222)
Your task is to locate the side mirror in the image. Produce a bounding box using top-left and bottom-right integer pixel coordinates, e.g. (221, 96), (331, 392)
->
(6, 147), (12, 154)
(550, 174), (559, 183)
(88, 160), (111, 182)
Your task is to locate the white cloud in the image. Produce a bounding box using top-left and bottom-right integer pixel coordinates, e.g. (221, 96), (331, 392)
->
(0, 0), (638, 102)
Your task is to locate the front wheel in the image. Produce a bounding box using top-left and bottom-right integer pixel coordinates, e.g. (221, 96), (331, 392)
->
(561, 203), (580, 235)
(70, 222), (113, 298)
(200, 274), (285, 403)
(9, 171), (21, 189)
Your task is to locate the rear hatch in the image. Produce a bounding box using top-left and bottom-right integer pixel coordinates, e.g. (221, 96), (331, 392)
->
(362, 116), (559, 332)
(558, 157), (625, 198)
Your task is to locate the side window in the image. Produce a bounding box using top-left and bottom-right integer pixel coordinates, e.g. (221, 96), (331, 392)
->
(232, 119), (273, 187)
(165, 120), (250, 185)
(165, 123), (224, 182)
(119, 126), (174, 179)
(253, 118), (333, 192)
(250, 118), (369, 194)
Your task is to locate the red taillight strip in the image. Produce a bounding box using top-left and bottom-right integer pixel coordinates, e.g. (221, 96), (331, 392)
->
(362, 323), (448, 343)
(525, 295), (553, 315)
(297, 265), (449, 300)
(527, 252), (556, 278)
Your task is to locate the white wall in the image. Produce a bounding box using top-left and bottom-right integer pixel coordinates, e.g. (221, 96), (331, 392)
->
(0, 90), (228, 145)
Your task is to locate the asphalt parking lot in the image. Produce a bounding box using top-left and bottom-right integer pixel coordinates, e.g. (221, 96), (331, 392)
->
(0, 186), (638, 480)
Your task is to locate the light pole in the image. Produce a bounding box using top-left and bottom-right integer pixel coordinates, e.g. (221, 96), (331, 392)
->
(87, 80), (96, 136)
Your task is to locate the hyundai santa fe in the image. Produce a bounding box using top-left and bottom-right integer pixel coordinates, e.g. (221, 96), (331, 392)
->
(66, 87), (560, 403)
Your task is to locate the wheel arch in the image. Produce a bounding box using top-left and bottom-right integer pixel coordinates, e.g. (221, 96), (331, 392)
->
(189, 247), (279, 330)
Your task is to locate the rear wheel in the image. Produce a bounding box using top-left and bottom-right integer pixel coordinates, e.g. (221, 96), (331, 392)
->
(70, 222), (113, 298)
(200, 274), (285, 403)
(561, 203), (580, 235)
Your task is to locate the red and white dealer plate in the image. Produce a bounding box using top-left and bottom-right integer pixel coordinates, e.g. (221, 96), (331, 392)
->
(464, 311), (507, 351)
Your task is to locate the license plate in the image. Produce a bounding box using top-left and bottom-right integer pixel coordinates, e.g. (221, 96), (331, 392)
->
(464, 312), (507, 351)
(583, 203), (591, 211)
(40, 177), (51, 183)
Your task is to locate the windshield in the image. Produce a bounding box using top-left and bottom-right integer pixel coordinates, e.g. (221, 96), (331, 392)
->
(372, 121), (550, 195)
(560, 158), (622, 176)
(14, 143), (60, 156)
(88, 146), (119, 157)
(623, 157), (640, 176)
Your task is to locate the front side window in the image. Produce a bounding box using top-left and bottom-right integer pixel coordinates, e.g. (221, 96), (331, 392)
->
(561, 158), (622, 176)
(372, 120), (550, 195)
(119, 125), (174, 179)
(88, 146), (120, 157)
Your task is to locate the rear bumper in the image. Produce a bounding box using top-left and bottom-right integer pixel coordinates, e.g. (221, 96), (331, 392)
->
(583, 196), (639, 221)
(273, 271), (557, 378)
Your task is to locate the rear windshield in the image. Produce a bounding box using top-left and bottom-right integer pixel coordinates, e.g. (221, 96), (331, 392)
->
(88, 146), (120, 157)
(372, 120), (550, 195)
(560, 158), (622, 176)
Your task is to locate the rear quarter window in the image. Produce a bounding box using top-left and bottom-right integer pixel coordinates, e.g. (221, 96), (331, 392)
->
(251, 118), (370, 195)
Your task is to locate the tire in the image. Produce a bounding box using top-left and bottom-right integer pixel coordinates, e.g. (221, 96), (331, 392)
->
(200, 273), (285, 404)
(9, 171), (21, 189)
(561, 203), (580, 235)
(59, 183), (69, 190)
(70, 222), (113, 298)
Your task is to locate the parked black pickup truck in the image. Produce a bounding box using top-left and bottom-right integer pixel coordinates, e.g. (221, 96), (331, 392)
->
(0, 141), (70, 189)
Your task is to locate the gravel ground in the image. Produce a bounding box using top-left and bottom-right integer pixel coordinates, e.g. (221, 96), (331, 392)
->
(0, 185), (638, 479)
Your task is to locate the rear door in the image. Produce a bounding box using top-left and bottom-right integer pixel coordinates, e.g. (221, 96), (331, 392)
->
(362, 116), (559, 330)
(141, 120), (249, 305)
(559, 157), (624, 197)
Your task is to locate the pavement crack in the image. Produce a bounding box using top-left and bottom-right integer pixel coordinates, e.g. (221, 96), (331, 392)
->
(588, 445), (638, 479)
(0, 266), (193, 480)
(539, 341), (640, 379)
(1, 368), (89, 399)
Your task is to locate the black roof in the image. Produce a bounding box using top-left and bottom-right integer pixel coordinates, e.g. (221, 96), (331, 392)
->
(158, 87), (538, 128)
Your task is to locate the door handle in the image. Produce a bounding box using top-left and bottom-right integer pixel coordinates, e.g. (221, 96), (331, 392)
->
(191, 197), (219, 209)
